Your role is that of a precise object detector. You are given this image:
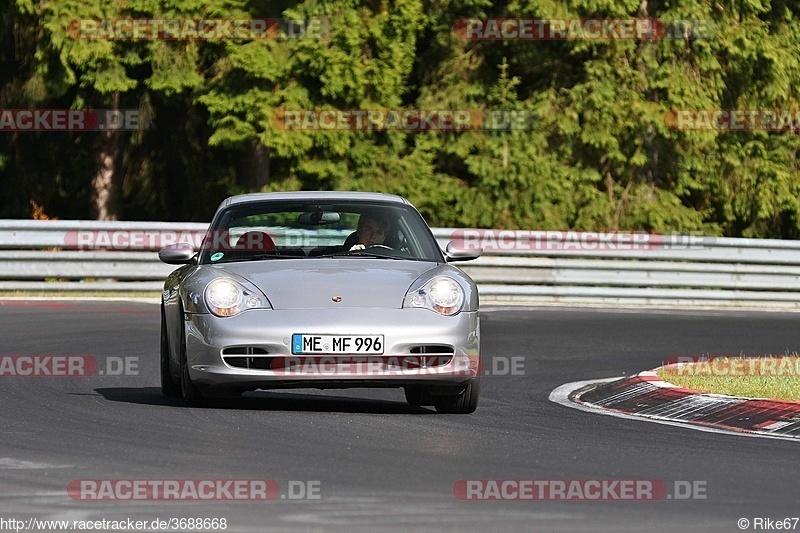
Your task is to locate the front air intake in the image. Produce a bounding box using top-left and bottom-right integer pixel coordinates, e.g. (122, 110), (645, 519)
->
(409, 345), (455, 354)
(221, 347), (271, 369)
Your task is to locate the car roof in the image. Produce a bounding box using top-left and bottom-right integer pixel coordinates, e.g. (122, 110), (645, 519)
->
(222, 191), (409, 208)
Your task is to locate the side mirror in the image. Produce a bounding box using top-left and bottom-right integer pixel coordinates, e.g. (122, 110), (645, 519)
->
(159, 242), (197, 265)
(444, 241), (481, 262)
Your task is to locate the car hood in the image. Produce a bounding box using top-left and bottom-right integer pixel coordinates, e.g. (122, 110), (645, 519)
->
(214, 259), (439, 310)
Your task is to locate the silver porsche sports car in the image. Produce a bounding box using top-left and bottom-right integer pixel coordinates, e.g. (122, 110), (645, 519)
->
(159, 191), (482, 413)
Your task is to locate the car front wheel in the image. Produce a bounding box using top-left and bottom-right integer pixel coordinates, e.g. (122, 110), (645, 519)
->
(160, 306), (181, 398)
(179, 314), (204, 407)
(433, 380), (480, 414)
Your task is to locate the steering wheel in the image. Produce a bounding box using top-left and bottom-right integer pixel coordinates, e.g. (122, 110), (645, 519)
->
(365, 244), (395, 250)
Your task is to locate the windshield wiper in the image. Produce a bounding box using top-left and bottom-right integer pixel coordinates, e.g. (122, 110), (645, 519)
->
(317, 251), (404, 260)
(212, 253), (299, 263)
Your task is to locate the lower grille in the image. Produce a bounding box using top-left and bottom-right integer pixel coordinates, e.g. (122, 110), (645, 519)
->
(221, 347), (271, 369)
(221, 347), (268, 355)
(409, 345), (455, 354)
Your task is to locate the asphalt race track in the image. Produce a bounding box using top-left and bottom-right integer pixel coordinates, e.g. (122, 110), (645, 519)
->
(0, 300), (799, 532)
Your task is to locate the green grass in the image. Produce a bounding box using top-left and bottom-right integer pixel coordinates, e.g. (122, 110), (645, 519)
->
(657, 355), (800, 402)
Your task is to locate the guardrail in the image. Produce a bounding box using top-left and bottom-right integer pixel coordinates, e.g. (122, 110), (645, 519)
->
(1, 220), (800, 308)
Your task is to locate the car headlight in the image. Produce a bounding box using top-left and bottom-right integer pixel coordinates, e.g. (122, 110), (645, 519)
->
(404, 276), (465, 316)
(205, 278), (269, 317)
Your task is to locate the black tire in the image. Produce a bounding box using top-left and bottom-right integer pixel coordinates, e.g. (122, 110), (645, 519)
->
(160, 306), (181, 398)
(404, 386), (431, 406)
(178, 311), (204, 408)
(433, 380), (480, 414)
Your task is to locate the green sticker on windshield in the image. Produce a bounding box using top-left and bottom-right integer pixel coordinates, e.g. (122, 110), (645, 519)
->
(210, 252), (224, 262)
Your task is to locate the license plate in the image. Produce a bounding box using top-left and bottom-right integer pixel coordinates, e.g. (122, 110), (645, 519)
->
(291, 334), (384, 355)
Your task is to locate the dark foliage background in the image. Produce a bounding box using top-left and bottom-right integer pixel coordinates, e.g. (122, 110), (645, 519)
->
(2, 0), (799, 237)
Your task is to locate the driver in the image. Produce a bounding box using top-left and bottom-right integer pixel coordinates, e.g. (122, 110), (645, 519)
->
(349, 212), (390, 250)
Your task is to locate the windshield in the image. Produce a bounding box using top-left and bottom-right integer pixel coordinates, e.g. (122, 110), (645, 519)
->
(198, 200), (444, 264)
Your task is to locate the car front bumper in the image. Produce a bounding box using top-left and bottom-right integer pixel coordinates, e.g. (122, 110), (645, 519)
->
(184, 308), (480, 393)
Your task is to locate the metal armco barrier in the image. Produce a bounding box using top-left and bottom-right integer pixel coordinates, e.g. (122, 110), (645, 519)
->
(1, 220), (800, 308)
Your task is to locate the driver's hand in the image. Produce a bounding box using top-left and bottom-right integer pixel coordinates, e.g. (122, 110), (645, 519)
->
(349, 244), (366, 251)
